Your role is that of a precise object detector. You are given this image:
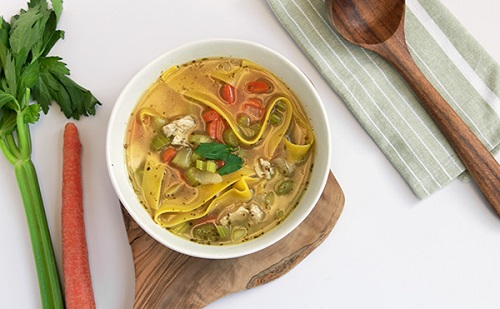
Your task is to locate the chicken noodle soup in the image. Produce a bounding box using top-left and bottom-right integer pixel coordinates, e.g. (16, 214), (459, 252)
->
(125, 57), (315, 245)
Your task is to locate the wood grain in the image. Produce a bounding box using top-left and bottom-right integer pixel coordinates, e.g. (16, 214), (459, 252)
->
(326, 0), (500, 214)
(121, 171), (344, 309)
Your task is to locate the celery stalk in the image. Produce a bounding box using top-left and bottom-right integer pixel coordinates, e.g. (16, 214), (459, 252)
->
(14, 158), (64, 309)
(0, 117), (64, 308)
(1, 2), (100, 307)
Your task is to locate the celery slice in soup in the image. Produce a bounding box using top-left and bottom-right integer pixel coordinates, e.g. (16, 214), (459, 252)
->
(171, 147), (193, 169)
(276, 180), (294, 195)
(188, 133), (213, 146)
(142, 159), (167, 210)
(193, 223), (221, 242)
(185, 167), (223, 186)
(216, 225), (230, 240)
(231, 227), (247, 242)
(150, 134), (172, 151)
(206, 160), (218, 173)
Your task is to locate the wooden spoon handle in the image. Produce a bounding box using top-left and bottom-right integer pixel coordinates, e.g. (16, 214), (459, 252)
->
(371, 25), (500, 214)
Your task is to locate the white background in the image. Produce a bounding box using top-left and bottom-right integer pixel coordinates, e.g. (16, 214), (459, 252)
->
(1, 0), (499, 308)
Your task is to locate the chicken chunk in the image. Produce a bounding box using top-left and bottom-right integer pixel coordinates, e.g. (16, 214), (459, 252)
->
(220, 206), (250, 226)
(220, 204), (264, 227)
(162, 115), (196, 146)
(248, 203), (264, 222)
(254, 158), (275, 179)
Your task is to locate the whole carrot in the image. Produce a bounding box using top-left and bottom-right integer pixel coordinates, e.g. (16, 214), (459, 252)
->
(62, 123), (96, 309)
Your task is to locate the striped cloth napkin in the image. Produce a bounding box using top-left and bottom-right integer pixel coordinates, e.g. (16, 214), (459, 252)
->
(267, 0), (500, 199)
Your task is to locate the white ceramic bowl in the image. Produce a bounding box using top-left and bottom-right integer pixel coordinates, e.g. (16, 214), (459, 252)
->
(106, 39), (331, 259)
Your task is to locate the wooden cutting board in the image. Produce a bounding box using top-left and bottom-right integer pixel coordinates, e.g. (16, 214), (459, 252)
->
(121, 171), (344, 308)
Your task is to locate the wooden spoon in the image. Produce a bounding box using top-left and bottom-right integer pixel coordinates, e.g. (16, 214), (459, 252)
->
(325, 0), (500, 215)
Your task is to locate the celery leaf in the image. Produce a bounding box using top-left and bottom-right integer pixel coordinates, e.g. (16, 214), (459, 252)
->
(32, 56), (100, 118)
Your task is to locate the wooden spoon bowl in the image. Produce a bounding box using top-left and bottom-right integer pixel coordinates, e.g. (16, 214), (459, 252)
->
(326, 0), (500, 214)
(328, 0), (404, 45)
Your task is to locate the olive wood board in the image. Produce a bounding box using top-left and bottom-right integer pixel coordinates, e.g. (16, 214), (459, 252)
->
(121, 171), (344, 309)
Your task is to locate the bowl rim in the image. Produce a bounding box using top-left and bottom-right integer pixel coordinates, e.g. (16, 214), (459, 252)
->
(106, 38), (331, 259)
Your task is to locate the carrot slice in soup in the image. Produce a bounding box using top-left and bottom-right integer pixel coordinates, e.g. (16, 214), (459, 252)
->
(202, 109), (221, 122)
(245, 80), (271, 93)
(207, 118), (226, 142)
(220, 83), (236, 104)
(162, 147), (177, 163)
(241, 98), (265, 121)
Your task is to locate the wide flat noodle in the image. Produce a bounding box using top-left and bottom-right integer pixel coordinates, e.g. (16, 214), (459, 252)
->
(209, 66), (245, 85)
(284, 114), (315, 163)
(155, 176), (257, 228)
(184, 92), (290, 144)
(261, 97), (293, 158)
(152, 167), (254, 227)
(284, 139), (313, 163)
(138, 107), (164, 126)
(185, 92), (314, 159)
(141, 159), (166, 210)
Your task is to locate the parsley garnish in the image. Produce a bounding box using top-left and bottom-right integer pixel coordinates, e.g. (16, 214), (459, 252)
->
(194, 142), (243, 175)
(218, 153), (244, 175)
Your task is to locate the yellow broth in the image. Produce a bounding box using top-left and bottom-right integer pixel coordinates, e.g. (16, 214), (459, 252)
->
(125, 57), (315, 245)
